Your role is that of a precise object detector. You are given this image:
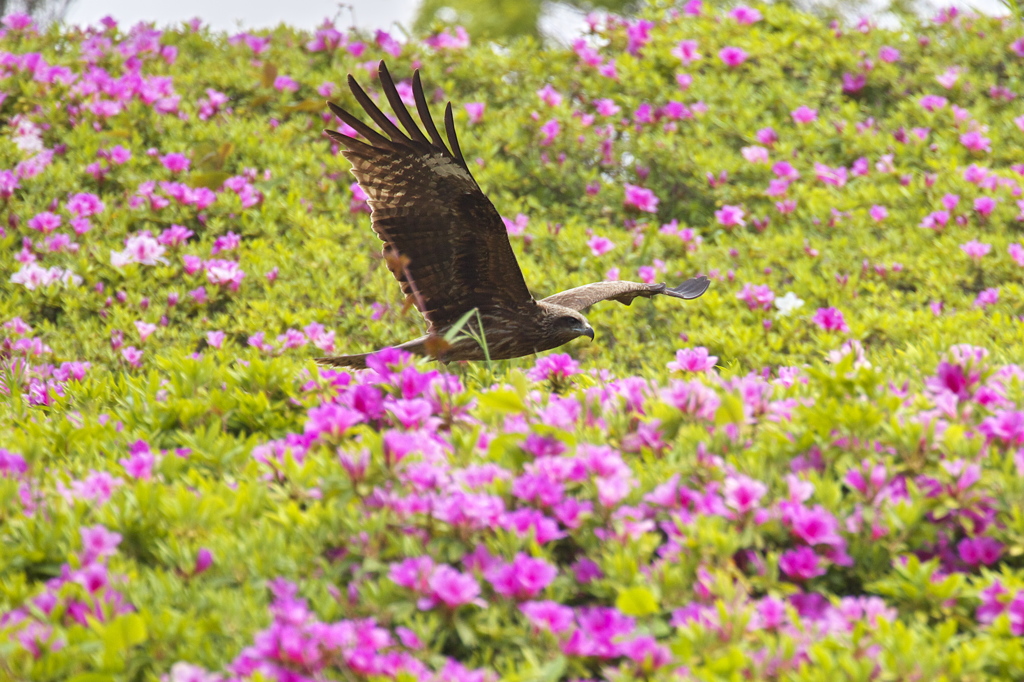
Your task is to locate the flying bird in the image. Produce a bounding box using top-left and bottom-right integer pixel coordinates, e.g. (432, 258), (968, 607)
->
(318, 61), (709, 369)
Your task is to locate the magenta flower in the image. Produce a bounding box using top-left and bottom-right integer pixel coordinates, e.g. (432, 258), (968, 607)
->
(672, 39), (701, 64)
(122, 346), (143, 367)
(66, 193), (105, 217)
(206, 330), (225, 349)
(464, 102), (485, 124)
(791, 106), (818, 124)
(737, 283), (775, 311)
(779, 546), (825, 580)
(594, 98), (620, 116)
(80, 525), (122, 564)
(429, 565), (480, 607)
(539, 119), (560, 146)
(718, 46), (748, 67)
(869, 205), (888, 222)
(486, 554), (557, 599)
(715, 204), (746, 227)
(536, 84), (563, 107)
(528, 354), (580, 381)
(27, 211), (61, 233)
(974, 196), (996, 216)
(205, 259), (245, 290)
(741, 145), (769, 164)
(1009, 593), (1024, 636)
(958, 537), (1002, 566)
(520, 601), (574, 633)
(961, 240), (991, 260)
(273, 75), (299, 92)
(119, 440), (155, 479)
(667, 346), (717, 372)
(587, 236), (615, 256)
(878, 46), (900, 62)
(1009, 243), (1024, 267)
(974, 288), (999, 309)
(723, 474), (768, 514)
(623, 183), (659, 213)
(961, 131), (991, 153)
(729, 5), (762, 23)
(160, 153), (189, 173)
(936, 67), (960, 89)
(919, 94), (947, 111)
(194, 548), (214, 575)
(811, 307), (849, 332)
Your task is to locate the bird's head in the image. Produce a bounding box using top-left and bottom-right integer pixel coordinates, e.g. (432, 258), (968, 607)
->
(540, 305), (595, 346)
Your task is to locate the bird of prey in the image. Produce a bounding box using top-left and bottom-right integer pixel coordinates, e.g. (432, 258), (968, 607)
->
(318, 61), (709, 369)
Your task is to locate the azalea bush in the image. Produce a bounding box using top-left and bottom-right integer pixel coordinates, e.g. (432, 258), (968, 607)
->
(3, 2), (1024, 680)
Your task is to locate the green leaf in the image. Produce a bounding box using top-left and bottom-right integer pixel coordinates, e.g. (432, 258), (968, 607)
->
(477, 389), (526, 413)
(615, 586), (659, 616)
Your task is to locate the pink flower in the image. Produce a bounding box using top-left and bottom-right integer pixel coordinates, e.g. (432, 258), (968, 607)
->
(66, 193), (105, 217)
(464, 102), (485, 123)
(936, 67), (960, 89)
(520, 601), (574, 633)
(623, 183), (659, 213)
(960, 240), (991, 260)
(594, 98), (620, 116)
(134, 320), (157, 342)
(667, 347), (717, 372)
(961, 131), (991, 152)
(718, 46), (748, 67)
(194, 548), (214, 575)
(587, 236), (615, 256)
(205, 259), (245, 290)
(539, 119), (560, 146)
(756, 127), (778, 146)
(1008, 243), (1024, 267)
(80, 525), (122, 564)
(958, 537), (1002, 566)
(119, 440), (155, 479)
(975, 288), (999, 309)
(715, 204), (746, 227)
(113, 233), (167, 266)
(723, 474), (767, 514)
(878, 46), (900, 62)
(160, 153), (189, 173)
(206, 331), (225, 349)
(273, 75), (299, 92)
(672, 39), (701, 64)
(811, 307), (849, 332)
(122, 346), (143, 367)
(528, 354), (579, 381)
(27, 212), (61, 233)
(429, 565), (480, 607)
(729, 5), (762, 23)
(1008, 592), (1024, 636)
(737, 283), (775, 311)
(814, 163), (847, 186)
(919, 94), (948, 111)
(791, 106), (818, 124)
(779, 546), (825, 580)
(974, 196), (996, 216)
(486, 553), (557, 599)
(536, 84), (562, 107)
(741, 146), (769, 164)
(869, 205), (888, 222)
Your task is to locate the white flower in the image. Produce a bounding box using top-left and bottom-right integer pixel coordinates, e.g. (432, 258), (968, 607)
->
(774, 291), (805, 316)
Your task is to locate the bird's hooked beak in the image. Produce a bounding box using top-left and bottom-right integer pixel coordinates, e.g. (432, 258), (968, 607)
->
(582, 325), (595, 341)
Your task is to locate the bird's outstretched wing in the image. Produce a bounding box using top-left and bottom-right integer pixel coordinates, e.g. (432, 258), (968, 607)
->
(325, 61), (534, 332)
(540, 276), (710, 312)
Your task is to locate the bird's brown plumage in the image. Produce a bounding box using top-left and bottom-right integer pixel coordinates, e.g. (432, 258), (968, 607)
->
(318, 61), (710, 369)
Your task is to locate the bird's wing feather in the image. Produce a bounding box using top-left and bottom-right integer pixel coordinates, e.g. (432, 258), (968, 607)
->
(325, 61), (533, 332)
(540, 276), (710, 312)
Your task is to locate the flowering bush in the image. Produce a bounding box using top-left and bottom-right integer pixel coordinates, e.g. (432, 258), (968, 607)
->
(3, 3), (1024, 680)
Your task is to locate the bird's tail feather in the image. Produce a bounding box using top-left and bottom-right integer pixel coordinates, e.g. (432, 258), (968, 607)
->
(315, 352), (373, 369)
(315, 336), (430, 370)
